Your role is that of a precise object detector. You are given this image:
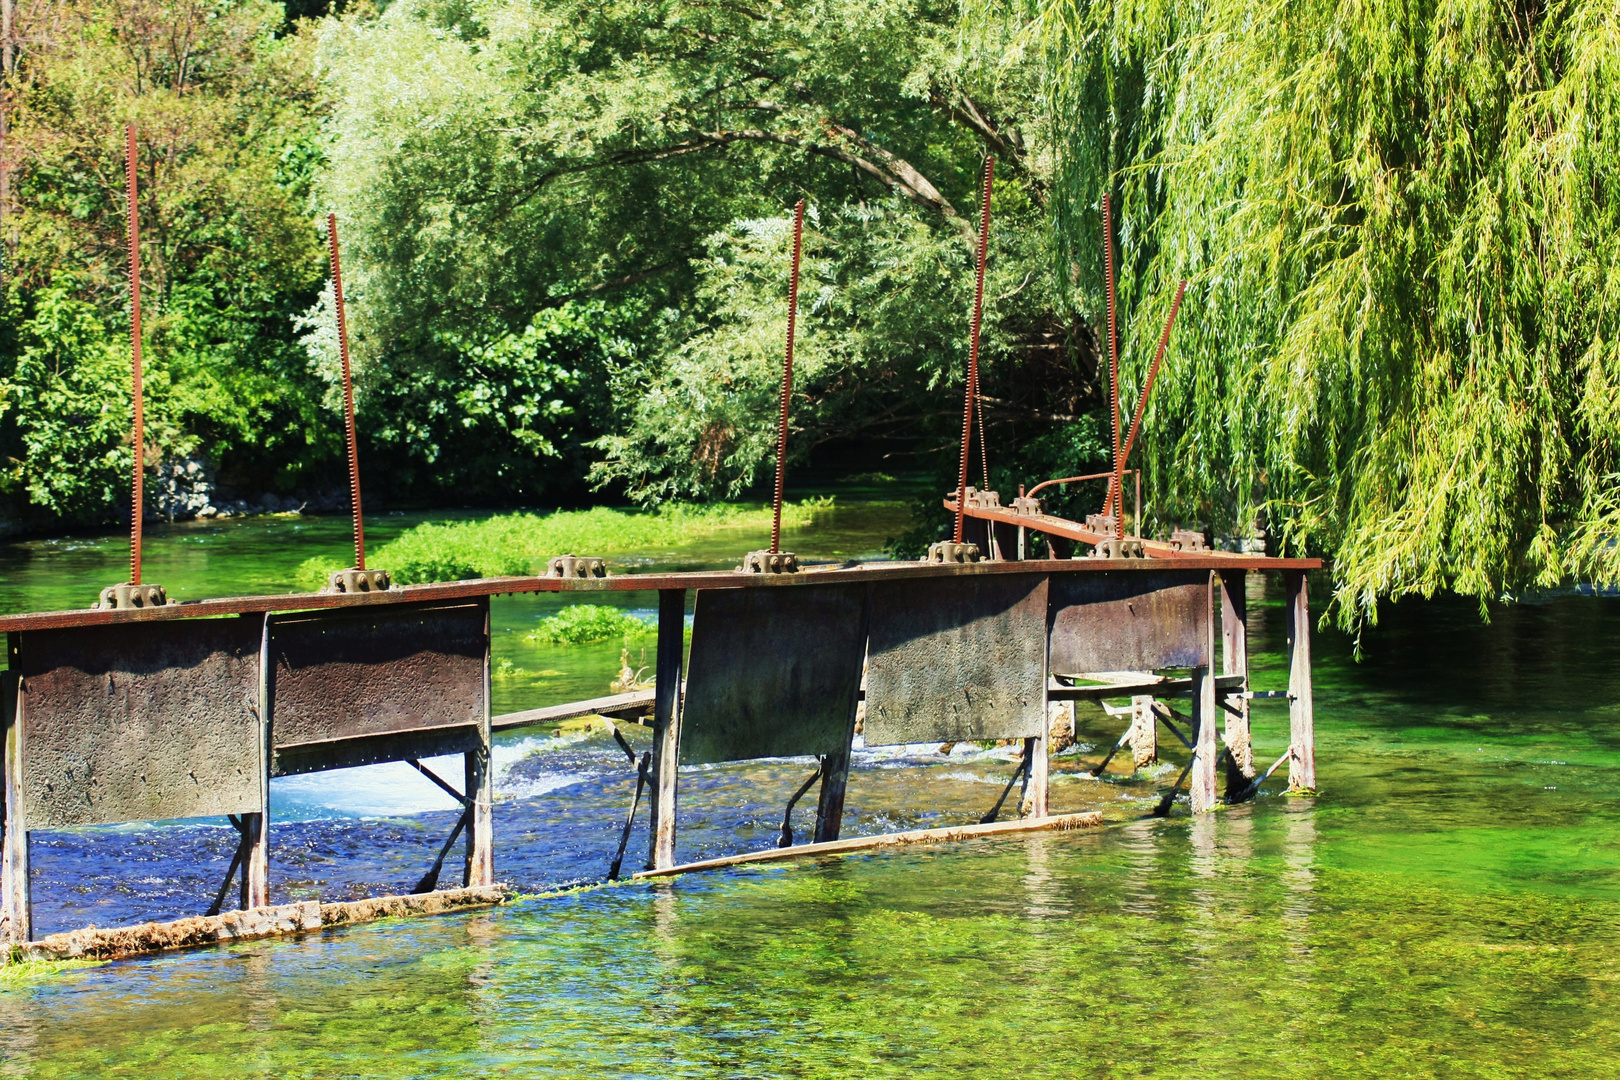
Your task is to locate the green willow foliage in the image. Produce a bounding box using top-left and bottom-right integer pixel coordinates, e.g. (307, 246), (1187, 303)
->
(1009, 0), (1620, 626)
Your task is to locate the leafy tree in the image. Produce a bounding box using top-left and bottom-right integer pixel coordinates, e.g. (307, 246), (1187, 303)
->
(0, 0), (332, 524)
(1005, 0), (1620, 626)
(316, 0), (1107, 504)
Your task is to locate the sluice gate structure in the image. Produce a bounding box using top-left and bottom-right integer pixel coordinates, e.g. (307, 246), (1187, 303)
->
(0, 548), (1317, 957)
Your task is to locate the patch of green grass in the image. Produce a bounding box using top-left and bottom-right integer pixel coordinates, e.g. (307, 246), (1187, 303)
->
(526, 605), (654, 646)
(296, 499), (833, 588)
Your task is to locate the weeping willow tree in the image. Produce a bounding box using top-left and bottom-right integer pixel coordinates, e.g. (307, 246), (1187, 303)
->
(1001, 0), (1620, 628)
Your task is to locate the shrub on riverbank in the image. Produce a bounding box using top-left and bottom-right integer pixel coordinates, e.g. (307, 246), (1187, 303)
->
(526, 605), (653, 646)
(293, 498), (833, 587)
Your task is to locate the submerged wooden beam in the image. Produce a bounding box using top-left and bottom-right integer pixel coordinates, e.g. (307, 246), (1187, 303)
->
(17, 885), (512, 964)
(633, 812), (1104, 879)
(492, 690), (657, 732)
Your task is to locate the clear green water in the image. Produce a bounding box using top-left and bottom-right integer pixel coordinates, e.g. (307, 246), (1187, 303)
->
(2, 510), (1619, 1077)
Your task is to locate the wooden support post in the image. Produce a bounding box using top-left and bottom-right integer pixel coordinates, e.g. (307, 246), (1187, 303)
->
(1221, 571), (1253, 793)
(814, 588), (871, 843)
(1128, 694), (1157, 767)
(464, 598), (495, 887)
(1190, 574), (1219, 813)
(244, 616), (270, 909)
(3, 645), (28, 945)
(648, 588), (687, 870)
(239, 813), (268, 909)
(1022, 732), (1048, 817)
(1284, 570), (1317, 793)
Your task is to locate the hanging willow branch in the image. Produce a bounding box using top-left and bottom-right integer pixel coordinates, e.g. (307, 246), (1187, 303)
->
(997, 0), (1620, 631)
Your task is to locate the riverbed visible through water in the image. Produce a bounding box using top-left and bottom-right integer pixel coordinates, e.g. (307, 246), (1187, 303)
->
(2, 503), (1619, 1078)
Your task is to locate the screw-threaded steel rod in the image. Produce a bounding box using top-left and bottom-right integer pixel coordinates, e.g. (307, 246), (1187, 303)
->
(954, 156), (995, 545)
(327, 213), (365, 571)
(770, 199), (806, 555)
(125, 124), (144, 586)
(1103, 193), (1121, 537)
(1118, 279), (1187, 479)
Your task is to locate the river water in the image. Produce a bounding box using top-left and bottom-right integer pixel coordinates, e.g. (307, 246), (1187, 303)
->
(1, 506), (1618, 1077)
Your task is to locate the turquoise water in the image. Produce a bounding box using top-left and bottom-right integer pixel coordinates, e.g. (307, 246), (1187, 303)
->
(2, 510), (1619, 1077)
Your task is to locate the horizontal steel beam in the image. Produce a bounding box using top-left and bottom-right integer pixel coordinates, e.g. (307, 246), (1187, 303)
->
(0, 555), (1320, 633)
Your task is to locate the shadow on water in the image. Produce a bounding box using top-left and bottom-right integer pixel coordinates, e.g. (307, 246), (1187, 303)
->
(3, 511), (1620, 1076)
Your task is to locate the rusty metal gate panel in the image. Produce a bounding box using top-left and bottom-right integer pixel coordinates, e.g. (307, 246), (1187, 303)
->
(268, 600), (486, 776)
(864, 573), (1048, 746)
(1048, 571), (1211, 674)
(680, 584), (868, 764)
(16, 617), (263, 828)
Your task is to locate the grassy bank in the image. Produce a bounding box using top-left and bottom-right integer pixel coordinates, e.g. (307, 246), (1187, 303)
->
(295, 498), (834, 588)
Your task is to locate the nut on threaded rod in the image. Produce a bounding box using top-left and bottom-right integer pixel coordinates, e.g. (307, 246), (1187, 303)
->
(327, 213), (368, 575)
(770, 199), (805, 556)
(953, 156), (995, 547)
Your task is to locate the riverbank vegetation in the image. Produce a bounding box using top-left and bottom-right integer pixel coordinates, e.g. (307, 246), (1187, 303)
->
(292, 498), (834, 587)
(3, 0), (1618, 626)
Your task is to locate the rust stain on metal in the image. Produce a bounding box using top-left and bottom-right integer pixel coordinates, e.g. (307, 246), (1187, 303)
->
(327, 213), (366, 571)
(17, 618), (263, 828)
(268, 600), (485, 773)
(864, 571), (1047, 745)
(680, 583), (867, 764)
(771, 199), (806, 555)
(125, 123), (145, 585)
(1048, 570), (1213, 674)
(954, 156), (995, 544)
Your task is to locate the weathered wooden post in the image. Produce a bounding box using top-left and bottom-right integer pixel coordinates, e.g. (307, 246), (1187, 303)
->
(1190, 573), (1219, 812)
(1128, 694), (1157, 767)
(464, 600), (495, 886)
(648, 588), (686, 870)
(1, 655), (26, 944)
(1221, 571), (1253, 793)
(244, 617), (271, 909)
(1023, 727), (1049, 818)
(1284, 570), (1316, 792)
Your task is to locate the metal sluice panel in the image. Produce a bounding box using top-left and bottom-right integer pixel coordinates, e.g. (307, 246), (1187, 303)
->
(864, 573), (1049, 746)
(680, 584), (868, 764)
(17, 616), (263, 828)
(268, 600), (486, 776)
(1048, 570), (1212, 675)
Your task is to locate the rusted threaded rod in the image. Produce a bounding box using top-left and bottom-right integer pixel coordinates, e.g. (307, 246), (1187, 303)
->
(954, 156), (995, 545)
(1117, 279), (1187, 478)
(125, 124), (144, 586)
(770, 199), (806, 555)
(1103, 194), (1121, 536)
(327, 213), (365, 571)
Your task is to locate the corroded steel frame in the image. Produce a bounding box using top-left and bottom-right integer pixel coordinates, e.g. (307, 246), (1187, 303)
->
(0, 555), (1309, 937)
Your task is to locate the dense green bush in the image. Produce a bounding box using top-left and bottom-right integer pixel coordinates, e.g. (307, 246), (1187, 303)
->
(293, 498), (834, 587)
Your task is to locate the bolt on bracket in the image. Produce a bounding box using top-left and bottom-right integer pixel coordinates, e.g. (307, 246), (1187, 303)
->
(324, 568), (392, 594)
(547, 555), (607, 579)
(925, 541), (981, 564)
(94, 583), (167, 610)
(740, 550), (799, 574)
